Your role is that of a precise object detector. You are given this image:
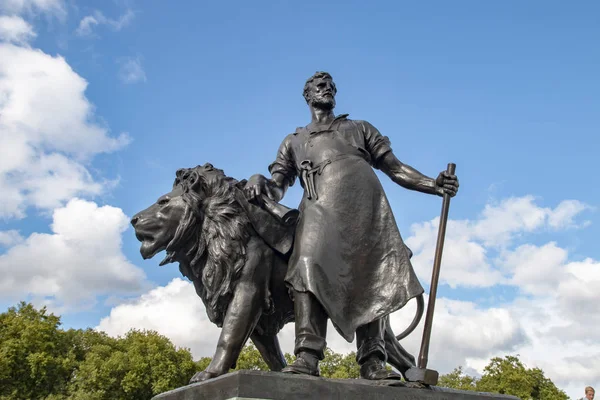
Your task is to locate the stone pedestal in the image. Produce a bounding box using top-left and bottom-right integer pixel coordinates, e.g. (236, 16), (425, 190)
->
(152, 371), (519, 400)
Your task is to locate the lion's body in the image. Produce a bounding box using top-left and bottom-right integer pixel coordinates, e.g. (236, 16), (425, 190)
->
(131, 163), (419, 384)
(132, 164), (296, 381)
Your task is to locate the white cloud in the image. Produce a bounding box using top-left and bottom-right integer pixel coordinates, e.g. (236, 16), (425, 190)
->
(474, 196), (549, 247)
(388, 296), (527, 375)
(0, 15), (36, 44)
(400, 194), (597, 398)
(97, 278), (222, 358)
(96, 276), (356, 360)
(499, 242), (568, 295)
(412, 227), (598, 399)
(0, 230), (24, 247)
(547, 199), (592, 229)
(117, 56), (146, 84)
(95, 277), (527, 379)
(407, 218), (506, 288)
(470, 285), (600, 400)
(0, 0), (66, 19)
(75, 15), (100, 37)
(0, 42), (130, 218)
(474, 196), (591, 247)
(0, 198), (148, 310)
(405, 196), (591, 289)
(396, 238), (600, 399)
(556, 257), (600, 334)
(75, 9), (135, 37)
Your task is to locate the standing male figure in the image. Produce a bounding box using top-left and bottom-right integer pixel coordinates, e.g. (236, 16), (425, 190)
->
(245, 72), (459, 380)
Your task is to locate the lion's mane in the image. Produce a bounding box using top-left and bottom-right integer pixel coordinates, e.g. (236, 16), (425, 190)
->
(167, 165), (252, 326)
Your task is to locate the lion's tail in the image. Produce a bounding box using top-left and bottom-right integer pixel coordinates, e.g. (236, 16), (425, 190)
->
(383, 293), (425, 376)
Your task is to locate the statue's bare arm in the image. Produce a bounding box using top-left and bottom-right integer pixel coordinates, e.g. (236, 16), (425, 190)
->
(377, 152), (459, 197)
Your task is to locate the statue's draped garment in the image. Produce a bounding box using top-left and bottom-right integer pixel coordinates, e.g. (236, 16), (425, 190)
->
(269, 114), (424, 342)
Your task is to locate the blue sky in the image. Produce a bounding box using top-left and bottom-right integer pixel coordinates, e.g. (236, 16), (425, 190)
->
(0, 1), (598, 398)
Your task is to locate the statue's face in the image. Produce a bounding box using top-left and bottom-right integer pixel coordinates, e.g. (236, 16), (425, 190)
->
(307, 77), (336, 110)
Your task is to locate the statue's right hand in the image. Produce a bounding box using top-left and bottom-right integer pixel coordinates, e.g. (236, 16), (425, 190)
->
(244, 174), (274, 203)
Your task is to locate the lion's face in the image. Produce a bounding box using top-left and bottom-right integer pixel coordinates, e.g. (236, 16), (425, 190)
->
(131, 163), (239, 269)
(131, 185), (187, 261)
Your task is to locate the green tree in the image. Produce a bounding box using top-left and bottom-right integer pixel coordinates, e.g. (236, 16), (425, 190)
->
(226, 345), (363, 379)
(477, 355), (534, 399)
(68, 329), (197, 400)
(0, 302), (74, 400)
(199, 345), (390, 380)
(196, 356), (212, 372)
(319, 348), (361, 379)
(1, 303), (570, 400)
(526, 367), (569, 400)
(438, 366), (477, 392)
(439, 355), (569, 400)
(232, 343), (270, 371)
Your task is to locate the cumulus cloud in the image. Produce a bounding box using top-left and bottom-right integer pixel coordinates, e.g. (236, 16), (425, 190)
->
(95, 277), (527, 378)
(405, 195), (597, 398)
(117, 56), (146, 84)
(0, 230), (24, 247)
(400, 194), (597, 397)
(472, 283), (600, 399)
(97, 278), (222, 357)
(0, 15), (36, 44)
(474, 196), (591, 246)
(407, 235), (600, 398)
(500, 242), (568, 295)
(405, 196), (591, 288)
(75, 9), (135, 37)
(0, 0), (66, 20)
(0, 42), (130, 218)
(0, 198), (148, 310)
(547, 199), (592, 229)
(407, 218), (505, 288)
(555, 257), (600, 335)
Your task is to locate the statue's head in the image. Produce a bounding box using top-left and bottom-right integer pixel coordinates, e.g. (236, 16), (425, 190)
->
(303, 71), (337, 111)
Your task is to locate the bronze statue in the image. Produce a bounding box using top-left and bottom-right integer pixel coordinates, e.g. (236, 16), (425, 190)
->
(131, 164), (425, 383)
(244, 72), (458, 380)
(131, 71), (458, 385)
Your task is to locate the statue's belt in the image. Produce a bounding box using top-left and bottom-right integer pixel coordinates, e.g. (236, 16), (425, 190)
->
(299, 154), (359, 200)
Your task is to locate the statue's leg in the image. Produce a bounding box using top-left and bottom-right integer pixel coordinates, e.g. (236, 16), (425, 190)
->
(190, 280), (264, 383)
(356, 318), (402, 380)
(383, 316), (417, 378)
(251, 332), (287, 371)
(281, 290), (327, 376)
(190, 239), (269, 383)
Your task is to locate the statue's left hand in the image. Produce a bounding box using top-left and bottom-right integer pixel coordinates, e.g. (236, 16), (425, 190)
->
(435, 171), (459, 197)
(244, 174), (276, 203)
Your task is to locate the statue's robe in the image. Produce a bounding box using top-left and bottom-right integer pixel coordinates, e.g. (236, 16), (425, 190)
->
(268, 114), (424, 342)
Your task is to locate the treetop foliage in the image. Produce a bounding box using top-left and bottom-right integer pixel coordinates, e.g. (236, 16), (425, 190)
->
(0, 303), (570, 400)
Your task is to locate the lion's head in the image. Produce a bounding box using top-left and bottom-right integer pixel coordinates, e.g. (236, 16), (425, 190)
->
(131, 163), (251, 324)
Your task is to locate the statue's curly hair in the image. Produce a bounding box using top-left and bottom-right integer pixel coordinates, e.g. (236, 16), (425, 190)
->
(303, 71), (337, 103)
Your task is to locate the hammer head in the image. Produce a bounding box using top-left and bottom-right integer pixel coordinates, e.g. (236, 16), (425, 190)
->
(404, 367), (439, 386)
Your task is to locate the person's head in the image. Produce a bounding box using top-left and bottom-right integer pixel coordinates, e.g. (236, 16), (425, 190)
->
(585, 386), (595, 400)
(303, 71), (337, 111)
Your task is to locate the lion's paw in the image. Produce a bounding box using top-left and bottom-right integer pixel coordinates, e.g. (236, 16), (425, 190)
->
(189, 370), (217, 384)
